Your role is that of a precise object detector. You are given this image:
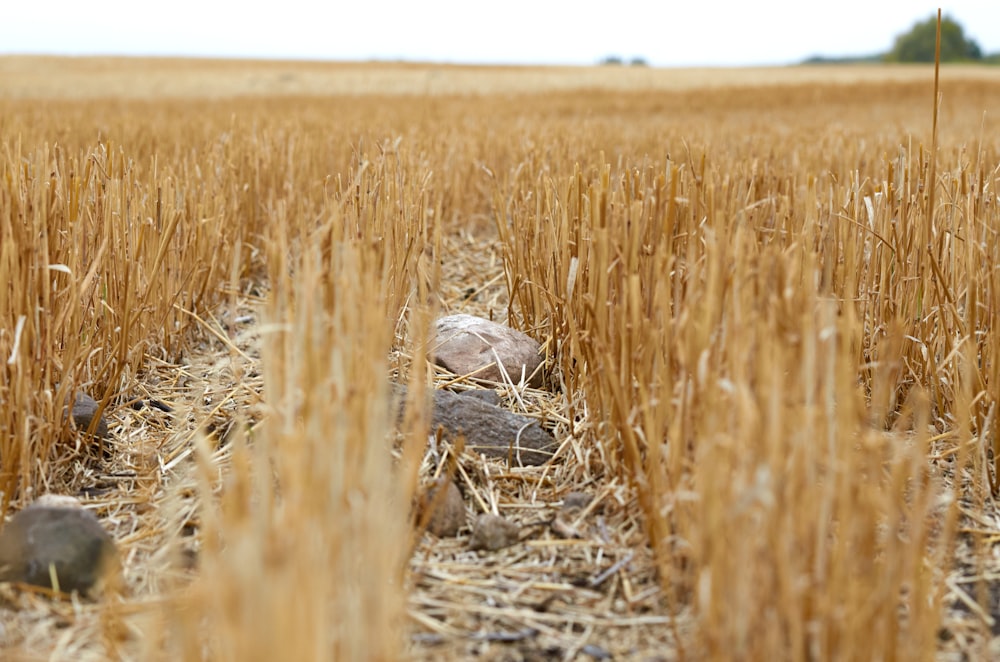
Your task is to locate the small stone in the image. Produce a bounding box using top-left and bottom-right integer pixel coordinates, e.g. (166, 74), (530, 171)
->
(423, 479), (466, 538)
(581, 644), (613, 660)
(180, 548), (198, 571)
(0, 501), (119, 595)
(553, 492), (594, 539)
(65, 391), (110, 440)
(433, 314), (545, 388)
(561, 492), (593, 514)
(34, 494), (84, 509)
(468, 514), (521, 552)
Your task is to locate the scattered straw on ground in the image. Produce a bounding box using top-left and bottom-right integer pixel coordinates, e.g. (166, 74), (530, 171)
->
(3, 224), (1000, 661)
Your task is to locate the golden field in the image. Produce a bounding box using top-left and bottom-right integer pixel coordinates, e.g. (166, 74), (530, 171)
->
(1, 58), (1000, 660)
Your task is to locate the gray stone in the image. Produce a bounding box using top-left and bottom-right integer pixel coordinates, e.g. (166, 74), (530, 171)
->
(552, 491), (594, 539)
(469, 514), (521, 552)
(458, 389), (501, 407)
(64, 391), (109, 440)
(392, 384), (556, 465)
(0, 501), (118, 595)
(422, 478), (466, 538)
(561, 492), (593, 513)
(433, 314), (544, 388)
(431, 389), (555, 466)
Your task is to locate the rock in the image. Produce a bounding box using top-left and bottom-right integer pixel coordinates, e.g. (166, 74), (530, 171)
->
(64, 391), (109, 440)
(392, 384), (557, 465)
(552, 492), (594, 539)
(561, 492), (593, 514)
(422, 478), (466, 537)
(0, 500), (119, 595)
(34, 494), (84, 509)
(458, 389), (501, 407)
(431, 389), (555, 465)
(433, 314), (545, 388)
(469, 514), (521, 552)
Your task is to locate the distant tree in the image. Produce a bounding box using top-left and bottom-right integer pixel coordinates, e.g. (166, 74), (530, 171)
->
(599, 55), (623, 66)
(629, 57), (648, 67)
(884, 14), (982, 63)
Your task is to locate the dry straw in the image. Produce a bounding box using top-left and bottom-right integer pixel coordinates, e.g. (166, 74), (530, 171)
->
(0, 52), (999, 660)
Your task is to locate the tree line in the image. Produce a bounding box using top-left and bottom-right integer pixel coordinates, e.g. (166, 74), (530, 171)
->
(806, 14), (999, 65)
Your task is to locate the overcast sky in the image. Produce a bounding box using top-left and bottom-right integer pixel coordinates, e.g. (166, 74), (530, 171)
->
(3, 2), (998, 67)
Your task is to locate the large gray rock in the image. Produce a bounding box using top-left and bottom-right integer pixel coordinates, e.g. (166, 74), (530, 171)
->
(431, 389), (555, 465)
(393, 385), (556, 466)
(0, 500), (119, 595)
(432, 314), (545, 388)
(458, 389), (501, 407)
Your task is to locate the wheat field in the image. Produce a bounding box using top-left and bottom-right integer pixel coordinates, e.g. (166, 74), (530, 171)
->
(1, 58), (1000, 660)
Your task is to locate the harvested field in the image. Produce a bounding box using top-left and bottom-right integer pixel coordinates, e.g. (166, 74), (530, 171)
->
(1, 57), (1000, 660)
